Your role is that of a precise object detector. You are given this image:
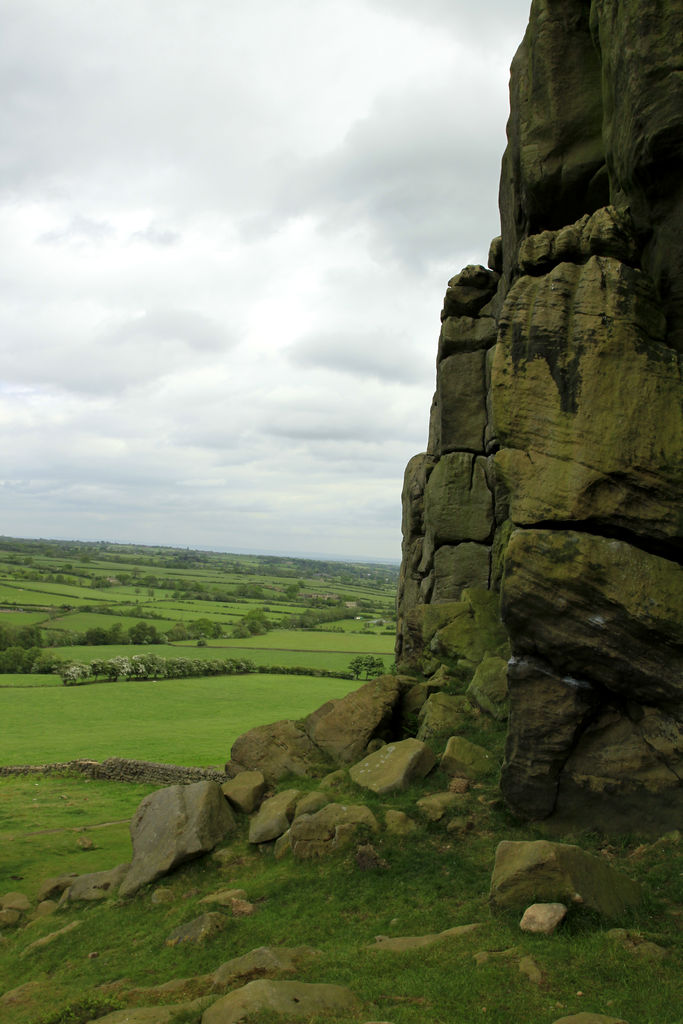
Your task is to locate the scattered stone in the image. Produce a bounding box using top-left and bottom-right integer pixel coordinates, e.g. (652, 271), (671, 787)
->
(22, 919), (82, 955)
(222, 769), (267, 814)
(0, 980), (45, 1007)
(520, 902), (568, 934)
(88, 950), (99, 959)
(36, 874), (78, 902)
(519, 955), (544, 985)
(417, 791), (462, 821)
(384, 810), (418, 835)
(76, 835), (94, 850)
(230, 898), (255, 917)
(274, 829), (292, 859)
(446, 816), (473, 835)
(605, 929), (668, 959)
(473, 948), (517, 966)
(551, 1016), (629, 1024)
(248, 788), (301, 844)
(355, 843), (388, 870)
(32, 899), (58, 919)
(211, 946), (321, 992)
(120, 780), (236, 897)
(290, 802), (379, 859)
(165, 911), (227, 947)
(62, 863), (129, 903)
(200, 888), (248, 907)
(448, 776), (470, 794)
(151, 886), (175, 904)
(79, 1001), (206, 1024)
(319, 769), (348, 790)
(349, 738), (436, 795)
(294, 791), (328, 817)
(441, 736), (495, 779)
(368, 924), (480, 951)
(1, 891), (31, 912)
(490, 840), (642, 919)
(0, 909), (21, 927)
(202, 979), (362, 1024)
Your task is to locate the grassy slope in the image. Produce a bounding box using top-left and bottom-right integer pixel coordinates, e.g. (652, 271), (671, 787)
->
(0, 743), (679, 1024)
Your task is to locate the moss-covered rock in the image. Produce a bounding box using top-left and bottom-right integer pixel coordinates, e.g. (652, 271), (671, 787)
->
(467, 656), (509, 721)
(431, 588), (510, 676)
(490, 840), (642, 919)
(424, 453), (493, 545)
(491, 256), (682, 542)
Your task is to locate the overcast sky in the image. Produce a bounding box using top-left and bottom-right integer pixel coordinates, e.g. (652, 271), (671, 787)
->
(1, 0), (531, 562)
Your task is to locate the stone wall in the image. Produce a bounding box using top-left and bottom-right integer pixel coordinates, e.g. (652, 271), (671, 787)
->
(396, 0), (683, 830)
(0, 758), (227, 786)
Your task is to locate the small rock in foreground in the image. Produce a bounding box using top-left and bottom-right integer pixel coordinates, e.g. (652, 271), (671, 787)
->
(520, 902), (567, 934)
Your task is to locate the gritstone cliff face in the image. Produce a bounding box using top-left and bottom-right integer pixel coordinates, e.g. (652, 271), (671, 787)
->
(395, 0), (683, 831)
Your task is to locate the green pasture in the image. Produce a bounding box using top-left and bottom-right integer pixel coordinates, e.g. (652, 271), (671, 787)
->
(0, 673), (357, 767)
(0, 609), (53, 626)
(0, 775), (156, 901)
(204, 627), (395, 654)
(0, 582), (105, 608)
(44, 611), (179, 635)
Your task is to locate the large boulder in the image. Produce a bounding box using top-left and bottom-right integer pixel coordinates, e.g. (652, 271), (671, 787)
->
(62, 864), (129, 904)
(304, 675), (403, 764)
(349, 738), (435, 795)
(248, 789), (301, 845)
(221, 770), (266, 814)
(290, 803), (379, 859)
(227, 720), (327, 783)
(441, 737), (496, 780)
(119, 781), (236, 897)
(490, 840), (642, 919)
(416, 693), (471, 742)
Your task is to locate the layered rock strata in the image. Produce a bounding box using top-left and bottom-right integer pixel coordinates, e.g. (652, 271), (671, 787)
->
(396, 0), (683, 829)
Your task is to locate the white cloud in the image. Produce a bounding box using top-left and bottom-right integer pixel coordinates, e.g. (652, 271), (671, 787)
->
(0, 0), (532, 559)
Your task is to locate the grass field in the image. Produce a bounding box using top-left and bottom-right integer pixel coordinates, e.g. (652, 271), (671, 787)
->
(0, 775), (157, 902)
(0, 673), (358, 767)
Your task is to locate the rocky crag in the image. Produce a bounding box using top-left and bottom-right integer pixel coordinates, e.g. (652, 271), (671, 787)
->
(396, 0), (683, 830)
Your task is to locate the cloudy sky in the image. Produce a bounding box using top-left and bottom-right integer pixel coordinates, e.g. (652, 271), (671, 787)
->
(1, 0), (531, 562)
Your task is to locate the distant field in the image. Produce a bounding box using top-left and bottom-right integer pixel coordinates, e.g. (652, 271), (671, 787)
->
(0, 674), (357, 766)
(193, 628), (395, 654)
(44, 611), (180, 634)
(0, 609), (52, 626)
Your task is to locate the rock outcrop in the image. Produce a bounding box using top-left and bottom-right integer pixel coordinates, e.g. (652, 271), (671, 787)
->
(395, 0), (683, 829)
